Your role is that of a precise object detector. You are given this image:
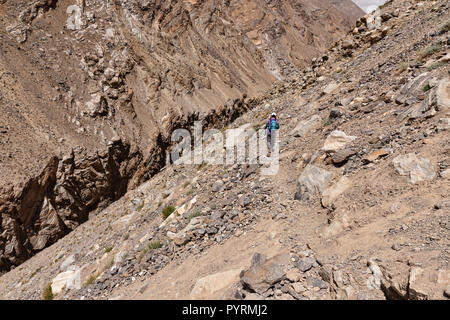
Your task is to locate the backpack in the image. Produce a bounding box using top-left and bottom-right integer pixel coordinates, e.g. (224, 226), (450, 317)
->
(267, 119), (279, 133)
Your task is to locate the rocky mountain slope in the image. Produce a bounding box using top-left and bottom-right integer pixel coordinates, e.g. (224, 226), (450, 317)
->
(0, 0), (363, 271)
(0, 0), (448, 301)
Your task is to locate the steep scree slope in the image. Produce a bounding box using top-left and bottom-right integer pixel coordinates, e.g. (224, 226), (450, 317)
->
(0, 0), (362, 271)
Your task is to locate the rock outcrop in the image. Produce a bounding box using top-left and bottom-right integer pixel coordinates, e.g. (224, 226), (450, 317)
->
(0, 139), (142, 270)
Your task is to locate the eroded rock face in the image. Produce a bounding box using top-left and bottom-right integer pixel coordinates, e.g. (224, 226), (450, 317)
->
(380, 264), (450, 300)
(229, 0), (363, 78)
(0, 93), (255, 271)
(0, 140), (142, 271)
(396, 75), (449, 120)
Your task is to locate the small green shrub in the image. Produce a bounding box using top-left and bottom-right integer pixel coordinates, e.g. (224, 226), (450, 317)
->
(30, 267), (42, 279)
(104, 247), (113, 253)
(182, 181), (191, 188)
(259, 111), (271, 121)
(42, 283), (54, 300)
(197, 163), (208, 171)
(147, 241), (162, 250)
(379, 0), (393, 10)
(187, 211), (202, 222)
(440, 20), (450, 34)
(162, 205), (176, 220)
(418, 43), (442, 61)
(322, 118), (333, 127)
(135, 201), (144, 212)
(426, 61), (445, 71)
(139, 241), (162, 260)
(423, 84), (431, 92)
(106, 258), (114, 270)
(85, 274), (98, 287)
(396, 62), (409, 74)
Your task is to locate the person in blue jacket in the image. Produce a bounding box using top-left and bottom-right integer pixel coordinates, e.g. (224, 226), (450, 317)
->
(265, 112), (280, 153)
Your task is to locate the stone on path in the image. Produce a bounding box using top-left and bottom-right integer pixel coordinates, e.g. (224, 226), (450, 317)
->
(190, 269), (241, 299)
(295, 165), (332, 201)
(393, 153), (435, 184)
(321, 176), (352, 208)
(322, 130), (357, 153)
(290, 115), (322, 138)
(240, 253), (290, 295)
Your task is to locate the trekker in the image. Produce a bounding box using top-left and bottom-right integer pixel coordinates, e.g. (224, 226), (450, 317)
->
(265, 112), (280, 153)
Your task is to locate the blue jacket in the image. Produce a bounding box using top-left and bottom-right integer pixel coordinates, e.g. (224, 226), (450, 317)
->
(265, 118), (280, 135)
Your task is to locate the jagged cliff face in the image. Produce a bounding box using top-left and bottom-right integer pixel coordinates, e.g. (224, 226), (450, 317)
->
(0, 0), (362, 271)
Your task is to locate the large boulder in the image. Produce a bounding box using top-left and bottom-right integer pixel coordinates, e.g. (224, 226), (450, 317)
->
(321, 176), (352, 208)
(240, 253), (290, 294)
(366, 260), (384, 290)
(322, 82), (340, 96)
(190, 269), (242, 299)
(51, 266), (81, 294)
(290, 115), (322, 138)
(294, 165), (332, 201)
(366, 9), (382, 30)
(407, 268), (449, 300)
(332, 148), (356, 165)
(85, 94), (108, 117)
(296, 257), (316, 272)
(408, 267), (428, 300)
(436, 78), (450, 115)
(341, 39), (355, 50)
(322, 130), (357, 153)
(393, 153), (435, 184)
(396, 75), (449, 120)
